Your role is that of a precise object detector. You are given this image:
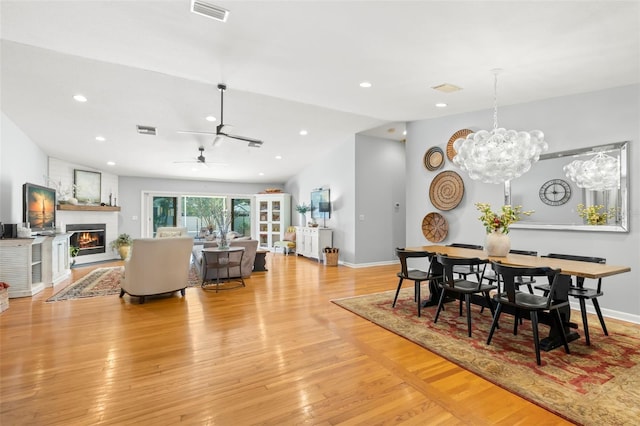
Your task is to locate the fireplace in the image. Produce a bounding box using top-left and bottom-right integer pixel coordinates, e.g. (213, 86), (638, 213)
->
(67, 223), (106, 256)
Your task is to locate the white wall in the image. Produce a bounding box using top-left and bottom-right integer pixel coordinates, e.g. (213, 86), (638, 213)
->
(406, 84), (640, 320)
(0, 112), (49, 224)
(285, 137), (357, 263)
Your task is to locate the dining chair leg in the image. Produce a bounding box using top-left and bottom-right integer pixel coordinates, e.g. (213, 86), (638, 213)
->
(392, 278), (403, 307)
(578, 298), (591, 346)
(465, 294), (472, 337)
(459, 296), (464, 316)
(530, 311), (542, 366)
(592, 298), (609, 336)
(434, 288), (448, 324)
(513, 308), (520, 335)
(486, 303), (503, 344)
(554, 309), (571, 355)
(416, 281), (421, 317)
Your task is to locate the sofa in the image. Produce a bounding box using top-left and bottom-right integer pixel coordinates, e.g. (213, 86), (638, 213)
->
(120, 236), (194, 303)
(156, 226), (189, 238)
(192, 238), (258, 280)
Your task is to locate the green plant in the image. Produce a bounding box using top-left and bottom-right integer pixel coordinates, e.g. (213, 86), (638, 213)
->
(69, 246), (80, 257)
(109, 233), (133, 251)
(475, 203), (533, 234)
(296, 203), (311, 214)
(577, 204), (616, 225)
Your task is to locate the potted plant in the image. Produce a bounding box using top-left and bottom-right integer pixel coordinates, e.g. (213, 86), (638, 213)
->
(110, 233), (133, 260)
(69, 245), (80, 266)
(295, 203), (311, 225)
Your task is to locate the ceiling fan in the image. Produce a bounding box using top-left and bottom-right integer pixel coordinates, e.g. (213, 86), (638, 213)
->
(177, 83), (264, 148)
(173, 146), (227, 167)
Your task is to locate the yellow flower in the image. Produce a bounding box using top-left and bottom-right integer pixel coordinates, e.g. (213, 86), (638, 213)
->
(475, 203), (534, 234)
(577, 204), (616, 225)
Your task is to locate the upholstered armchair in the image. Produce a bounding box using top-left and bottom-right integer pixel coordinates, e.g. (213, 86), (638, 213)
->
(273, 226), (296, 255)
(120, 236), (193, 303)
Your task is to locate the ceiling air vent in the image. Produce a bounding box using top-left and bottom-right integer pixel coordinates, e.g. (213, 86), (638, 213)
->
(136, 125), (156, 136)
(191, 0), (229, 22)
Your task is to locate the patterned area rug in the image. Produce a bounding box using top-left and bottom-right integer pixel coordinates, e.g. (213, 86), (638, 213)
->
(47, 265), (201, 302)
(333, 288), (640, 426)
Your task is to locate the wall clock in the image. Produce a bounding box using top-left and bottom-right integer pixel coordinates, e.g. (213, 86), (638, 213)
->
(539, 179), (572, 206)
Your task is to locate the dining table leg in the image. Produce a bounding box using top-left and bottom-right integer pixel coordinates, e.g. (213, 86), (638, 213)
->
(539, 274), (580, 351)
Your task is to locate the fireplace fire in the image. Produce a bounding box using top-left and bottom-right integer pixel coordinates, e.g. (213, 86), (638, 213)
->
(67, 223), (106, 256)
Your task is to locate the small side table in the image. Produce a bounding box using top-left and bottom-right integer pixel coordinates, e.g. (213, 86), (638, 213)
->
(254, 249), (268, 272)
(201, 246), (245, 292)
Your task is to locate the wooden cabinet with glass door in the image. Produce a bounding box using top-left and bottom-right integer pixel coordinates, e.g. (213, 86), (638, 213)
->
(254, 193), (291, 250)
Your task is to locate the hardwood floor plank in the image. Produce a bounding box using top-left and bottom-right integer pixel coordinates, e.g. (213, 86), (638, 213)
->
(0, 254), (577, 425)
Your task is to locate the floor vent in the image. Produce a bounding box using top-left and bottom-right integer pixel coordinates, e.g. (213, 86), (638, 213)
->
(191, 0), (229, 22)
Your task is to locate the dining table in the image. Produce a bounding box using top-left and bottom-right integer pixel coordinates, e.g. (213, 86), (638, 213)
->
(406, 245), (631, 350)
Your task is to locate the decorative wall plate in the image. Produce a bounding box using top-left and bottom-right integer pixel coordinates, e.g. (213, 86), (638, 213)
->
(446, 129), (473, 162)
(423, 147), (445, 171)
(422, 212), (448, 242)
(429, 170), (465, 211)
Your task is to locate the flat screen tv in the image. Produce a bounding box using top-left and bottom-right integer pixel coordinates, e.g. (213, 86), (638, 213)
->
(23, 182), (56, 232)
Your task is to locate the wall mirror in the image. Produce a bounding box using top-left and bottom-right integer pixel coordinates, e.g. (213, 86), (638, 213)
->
(505, 141), (628, 232)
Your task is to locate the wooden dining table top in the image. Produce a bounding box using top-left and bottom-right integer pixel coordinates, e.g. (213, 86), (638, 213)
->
(406, 245), (631, 280)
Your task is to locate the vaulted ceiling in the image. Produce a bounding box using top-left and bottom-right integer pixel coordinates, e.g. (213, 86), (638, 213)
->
(2, 1), (638, 183)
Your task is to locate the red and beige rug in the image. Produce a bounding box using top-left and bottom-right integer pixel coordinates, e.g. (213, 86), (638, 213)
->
(333, 288), (640, 426)
(47, 265), (201, 302)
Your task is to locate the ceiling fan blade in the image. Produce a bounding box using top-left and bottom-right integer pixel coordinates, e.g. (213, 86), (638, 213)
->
(177, 130), (217, 135)
(219, 132), (264, 147)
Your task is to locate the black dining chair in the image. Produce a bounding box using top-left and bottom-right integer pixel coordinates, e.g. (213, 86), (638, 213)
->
(536, 253), (608, 346)
(483, 249), (538, 294)
(447, 243), (484, 283)
(434, 254), (495, 337)
(394, 248), (440, 317)
(487, 262), (571, 365)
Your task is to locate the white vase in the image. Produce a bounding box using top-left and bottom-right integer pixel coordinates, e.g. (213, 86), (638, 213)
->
(485, 231), (511, 257)
(300, 213), (306, 226)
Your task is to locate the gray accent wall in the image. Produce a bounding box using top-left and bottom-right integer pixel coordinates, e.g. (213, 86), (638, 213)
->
(285, 133), (406, 265)
(406, 84), (640, 320)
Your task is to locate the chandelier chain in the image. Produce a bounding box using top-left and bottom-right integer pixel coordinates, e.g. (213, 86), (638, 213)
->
(493, 72), (499, 131)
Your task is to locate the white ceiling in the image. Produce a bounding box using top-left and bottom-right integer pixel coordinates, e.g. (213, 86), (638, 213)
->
(2, 1), (638, 183)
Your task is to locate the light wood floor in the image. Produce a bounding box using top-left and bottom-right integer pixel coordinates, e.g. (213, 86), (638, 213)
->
(1, 253), (575, 425)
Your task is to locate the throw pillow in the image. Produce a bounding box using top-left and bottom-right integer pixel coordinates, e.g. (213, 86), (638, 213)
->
(284, 231), (296, 241)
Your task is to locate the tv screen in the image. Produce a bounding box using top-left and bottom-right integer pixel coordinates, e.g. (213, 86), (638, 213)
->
(23, 182), (56, 232)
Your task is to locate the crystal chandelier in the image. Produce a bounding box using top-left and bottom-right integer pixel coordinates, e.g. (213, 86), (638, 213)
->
(563, 151), (619, 191)
(453, 70), (548, 184)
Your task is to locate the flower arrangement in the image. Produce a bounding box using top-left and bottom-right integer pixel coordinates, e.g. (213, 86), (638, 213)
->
(211, 206), (232, 248)
(577, 204), (616, 225)
(295, 203), (311, 214)
(475, 203), (533, 234)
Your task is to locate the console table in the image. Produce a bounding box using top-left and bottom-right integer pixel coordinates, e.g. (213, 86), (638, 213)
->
(201, 246), (246, 292)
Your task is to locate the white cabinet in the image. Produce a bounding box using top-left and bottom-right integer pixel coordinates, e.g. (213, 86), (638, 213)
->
(0, 237), (46, 298)
(254, 193), (291, 250)
(295, 227), (333, 261)
(49, 234), (72, 285)
(0, 235), (72, 298)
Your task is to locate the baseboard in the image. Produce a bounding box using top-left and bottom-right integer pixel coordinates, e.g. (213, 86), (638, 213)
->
(570, 301), (640, 325)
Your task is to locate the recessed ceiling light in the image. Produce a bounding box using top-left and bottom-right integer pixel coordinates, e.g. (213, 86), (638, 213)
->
(206, 115), (216, 122)
(403, 130), (407, 136)
(258, 172), (264, 176)
(95, 136), (106, 142)
(299, 130), (308, 136)
(435, 103), (448, 108)
(275, 155), (283, 160)
(73, 94), (87, 102)
(359, 81), (372, 88)
(106, 161), (115, 166)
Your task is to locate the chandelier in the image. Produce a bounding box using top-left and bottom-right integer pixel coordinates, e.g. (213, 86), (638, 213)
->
(563, 151), (619, 191)
(453, 70), (548, 184)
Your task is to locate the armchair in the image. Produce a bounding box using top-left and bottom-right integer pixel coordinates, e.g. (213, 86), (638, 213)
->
(120, 236), (193, 304)
(273, 226), (296, 255)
